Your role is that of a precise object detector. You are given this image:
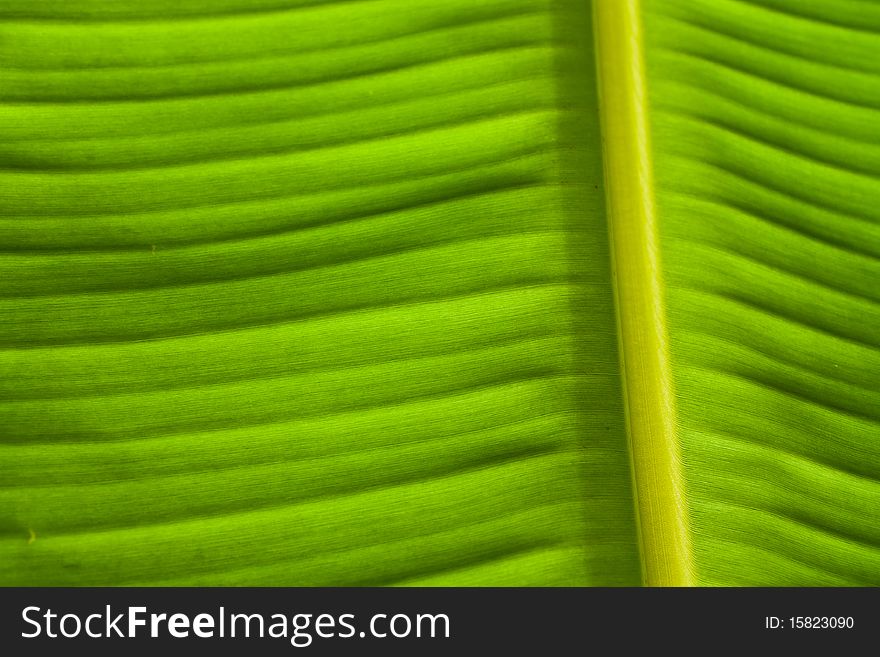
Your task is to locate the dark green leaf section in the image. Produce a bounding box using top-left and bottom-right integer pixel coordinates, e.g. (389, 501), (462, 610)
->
(644, 0), (880, 584)
(0, 0), (641, 585)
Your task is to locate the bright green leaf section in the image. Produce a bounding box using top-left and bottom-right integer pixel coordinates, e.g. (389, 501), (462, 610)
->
(0, 0), (641, 585)
(3, 0), (880, 587)
(643, 0), (880, 584)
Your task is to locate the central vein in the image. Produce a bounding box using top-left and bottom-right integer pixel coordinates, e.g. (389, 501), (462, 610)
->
(592, 0), (693, 586)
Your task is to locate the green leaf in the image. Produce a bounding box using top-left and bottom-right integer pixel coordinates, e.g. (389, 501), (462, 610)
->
(1, 0), (878, 586)
(644, 0), (880, 585)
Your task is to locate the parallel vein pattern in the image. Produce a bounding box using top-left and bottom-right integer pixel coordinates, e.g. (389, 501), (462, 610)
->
(644, 0), (880, 585)
(0, 0), (641, 585)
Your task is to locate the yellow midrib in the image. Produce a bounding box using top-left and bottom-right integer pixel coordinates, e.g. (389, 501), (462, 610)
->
(592, 0), (694, 586)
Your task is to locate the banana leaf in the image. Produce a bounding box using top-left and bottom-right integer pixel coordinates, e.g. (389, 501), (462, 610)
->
(1, 0), (878, 586)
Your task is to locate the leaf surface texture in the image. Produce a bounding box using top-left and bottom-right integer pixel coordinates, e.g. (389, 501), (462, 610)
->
(1, 0), (878, 586)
